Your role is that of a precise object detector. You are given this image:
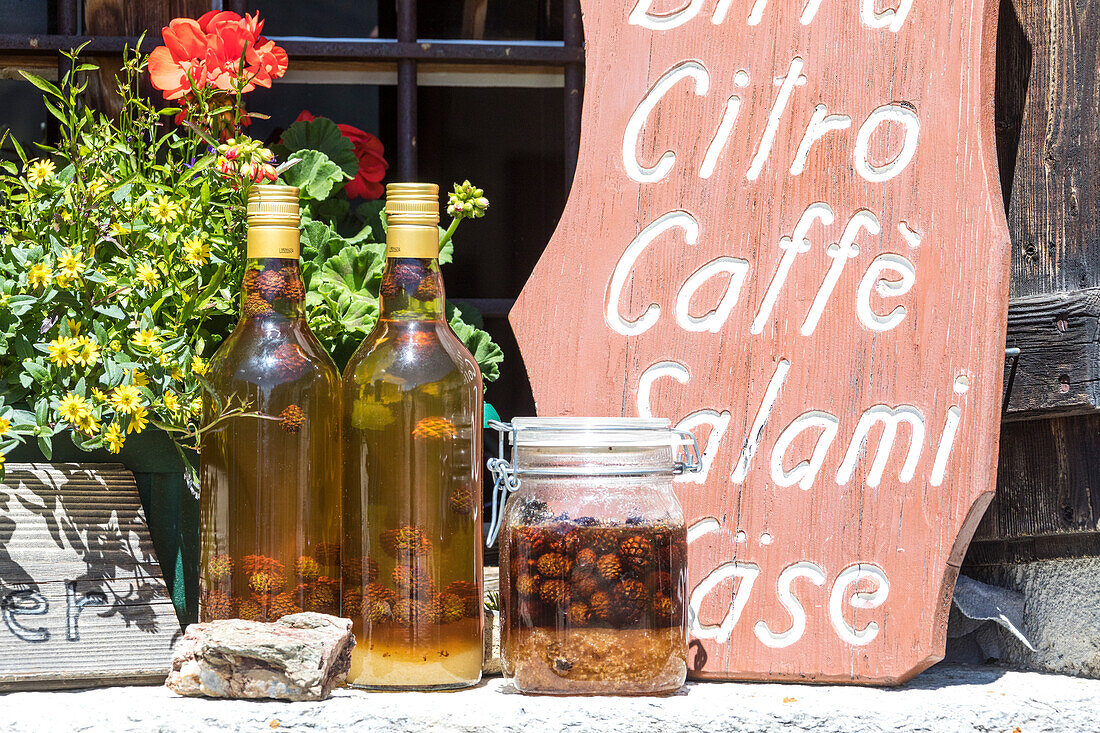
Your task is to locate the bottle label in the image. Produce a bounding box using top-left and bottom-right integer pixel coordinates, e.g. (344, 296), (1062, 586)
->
(247, 228), (300, 259)
(387, 226), (439, 259)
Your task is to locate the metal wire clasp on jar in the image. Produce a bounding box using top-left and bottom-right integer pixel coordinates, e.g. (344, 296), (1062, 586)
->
(486, 418), (701, 696)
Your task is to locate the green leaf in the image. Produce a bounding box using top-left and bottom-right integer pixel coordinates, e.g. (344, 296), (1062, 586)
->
(273, 117), (358, 179)
(94, 304), (126, 319)
(281, 149), (347, 201)
(450, 313), (504, 383)
(22, 360), (49, 385)
(18, 71), (62, 99)
(37, 435), (53, 460)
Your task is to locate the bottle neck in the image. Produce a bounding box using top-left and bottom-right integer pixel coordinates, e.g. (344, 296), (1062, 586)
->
(379, 257), (446, 320)
(240, 257), (305, 321)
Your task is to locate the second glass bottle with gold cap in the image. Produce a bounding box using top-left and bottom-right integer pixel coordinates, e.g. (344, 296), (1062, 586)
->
(199, 184), (341, 623)
(341, 182), (484, 690)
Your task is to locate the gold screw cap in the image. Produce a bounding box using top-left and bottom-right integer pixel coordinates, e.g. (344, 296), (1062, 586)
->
(247, 184), (300, 228)
(385, 182), (439, 227)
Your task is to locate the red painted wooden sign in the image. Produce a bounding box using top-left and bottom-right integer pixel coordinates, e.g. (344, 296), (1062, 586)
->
(511, 0), (1010, 683)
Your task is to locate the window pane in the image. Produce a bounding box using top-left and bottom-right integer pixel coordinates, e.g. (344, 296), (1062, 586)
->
(0, 0), (48, 33)
(252, 0), (380, 39)
(380, 0), (565, 41)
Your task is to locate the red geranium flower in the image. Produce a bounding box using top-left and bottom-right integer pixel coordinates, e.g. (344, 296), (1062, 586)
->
(149, 11), (287, 101)
(295, 111), (388, 201)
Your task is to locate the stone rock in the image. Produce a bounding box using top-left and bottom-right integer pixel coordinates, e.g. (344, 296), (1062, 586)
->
(165, 612), (353, 701)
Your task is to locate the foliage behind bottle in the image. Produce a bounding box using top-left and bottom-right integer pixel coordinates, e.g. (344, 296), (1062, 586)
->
(0, 32), (502, 480)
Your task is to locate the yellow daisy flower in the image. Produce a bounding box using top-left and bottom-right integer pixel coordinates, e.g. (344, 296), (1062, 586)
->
(109, 221), (132, 237)
(86, 177), (109, 199)
(190, 398), (203, 416)
(57, 248), (85, 279)
(191, 356), (207, 376)
(103, 423), (125, 454)
(66, 318), (81, 336)
(47, 336), (81, 367)
(163, 392), (181, 414)
(110, 385), (143, 414)
(135, 262), (159, 290)
(132, 371), (149, 387)
(75, 336), (100, 368)
(170, 366), (184, 381)
(127, 405), (149, 434)
(27, 262), (51, 289)
(182, 236), (210, 267)
(25, 159), (57, 186)
(109, 339), (122, 352)
(148, 195), (180, 224)
(91, 387), (108, 402)
(57, 393), (92, 425)
(0, 417), (10, 436)
(76, 412), (99, 435)
(131, 329), (159, 349)
(55, 274), (75, 290)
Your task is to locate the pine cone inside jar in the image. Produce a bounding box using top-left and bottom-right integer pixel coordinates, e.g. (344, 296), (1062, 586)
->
(366, 597), (393, 623)
(241, 554), (285, 577)
(538, 578), (569, 606)
(653, 592), (674, 622)
(305, 577), (338, 613)
(445, 580), (478, 601)
(586, 527), (621, 555)
(567, 602), (591, 627)
(364, 582), (397, 606)
(588, 590), (613, 621)
(206, 554), (234, 581)
(256, 268), (286, 300)
(574, 547), (597, 570)
(294, 555), (321, 582)
(647, 570), (673, 596)
(570, 570), (599, 598)
(248, 571), (286, 595)
(614, 578), (649, 623)
(201, 590), (236, 620)
(515, 573), (539, 598)
(536, 552), (572, 579)
(380, 525), (433, 557)
(393, 262), (425, 290)
(312, 542), (341, 567)
(596, 553), (623, 581)
(393, 598), (428, 627)
(620, 536), (654, 572)
(342, 588), (363, 619)
(273, 343), (310, 380)
(392, 563), (434, 595)
(438, 592), (466, 623)
(271, 592), (303, 618)
(344, 556), (380, 585)
(513, 526), (550, 557)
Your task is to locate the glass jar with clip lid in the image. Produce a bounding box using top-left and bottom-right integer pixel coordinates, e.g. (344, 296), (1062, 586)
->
(487, 417), (701, 695)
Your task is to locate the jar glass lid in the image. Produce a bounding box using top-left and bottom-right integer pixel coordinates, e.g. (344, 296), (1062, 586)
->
(507, 416), (679, 448)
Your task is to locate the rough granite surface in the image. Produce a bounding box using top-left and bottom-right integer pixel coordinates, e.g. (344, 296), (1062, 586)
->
(992, 558), (1100, 678)
(2, 665), (1097, 732)
(165, 612), (353, 701)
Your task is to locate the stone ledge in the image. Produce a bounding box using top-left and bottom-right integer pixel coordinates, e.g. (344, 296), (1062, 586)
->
(2, 665), (1096, 732)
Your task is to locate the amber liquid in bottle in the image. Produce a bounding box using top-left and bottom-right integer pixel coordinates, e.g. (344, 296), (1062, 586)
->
(199, 185), (341, 622)
(341, 182), (484, 689)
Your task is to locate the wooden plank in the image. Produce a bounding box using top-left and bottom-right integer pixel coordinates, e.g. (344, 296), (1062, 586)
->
(510, 0), (1009, 684)
(1005, 0), (1100, 300)
(1002, 288), (1100, 420)
(0, 463), (180, 690)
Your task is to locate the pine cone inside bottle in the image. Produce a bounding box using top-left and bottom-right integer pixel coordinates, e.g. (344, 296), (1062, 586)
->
(255, 267), (286, 300)
(273, 343), (309, 380)
(381, 261), (426, 298)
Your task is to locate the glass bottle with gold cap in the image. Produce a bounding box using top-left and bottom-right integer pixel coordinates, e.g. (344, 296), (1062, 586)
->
(341, 182), (484, 690)
(198, 184), (341, 623)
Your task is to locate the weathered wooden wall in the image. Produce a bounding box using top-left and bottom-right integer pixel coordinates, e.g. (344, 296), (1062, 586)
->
(969, 0), (1100, 565)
